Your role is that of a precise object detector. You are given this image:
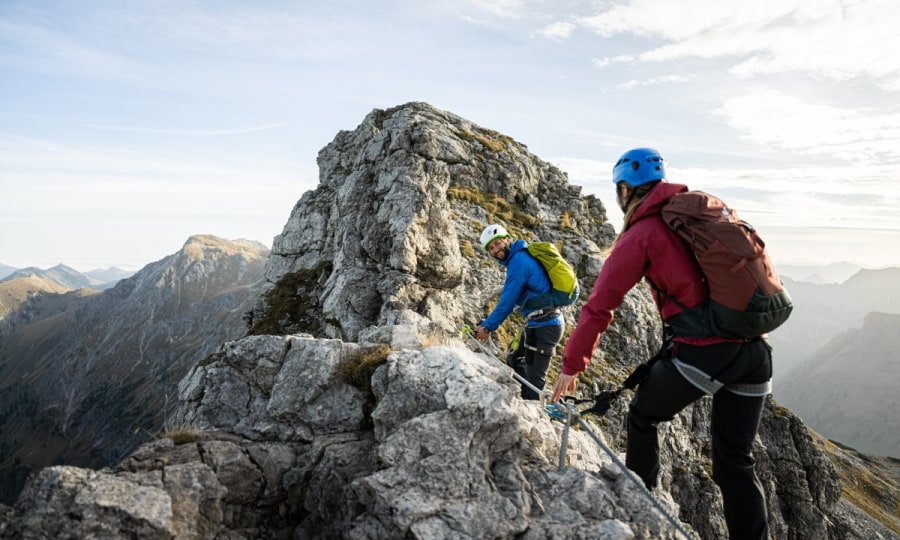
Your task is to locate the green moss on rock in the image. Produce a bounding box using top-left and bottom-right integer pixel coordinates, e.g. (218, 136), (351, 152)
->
(248, 261), (333, 336)
(446, 183), (539, 233)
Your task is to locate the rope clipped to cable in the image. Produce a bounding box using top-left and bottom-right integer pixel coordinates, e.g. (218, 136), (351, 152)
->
(581, 329), (673, 417)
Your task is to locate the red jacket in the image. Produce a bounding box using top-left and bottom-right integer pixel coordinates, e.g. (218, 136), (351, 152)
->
(562, 182), (732, 376)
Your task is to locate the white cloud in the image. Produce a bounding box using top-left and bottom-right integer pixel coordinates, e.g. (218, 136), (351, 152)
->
(715, 88), (900, 163)
(82, 123), (289, 137)
(2, 1), (897, 269)
(537, 21), (576, 41)
(580, 0), (900, 90)
(465, 0), (527, 19)
(554, 153), (900, 232)
(616, 74), (693, 90)
(578, 0), (800, 40)
(591, 54), (636, 68)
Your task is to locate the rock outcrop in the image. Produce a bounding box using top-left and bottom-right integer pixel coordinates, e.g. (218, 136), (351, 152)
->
(247, 101), (615, 345)
(2, 336), (691, 539)
(3, 332), (896, 539)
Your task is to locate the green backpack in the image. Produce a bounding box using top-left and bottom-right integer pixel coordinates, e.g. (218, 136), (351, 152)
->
(522, 241), (580, 311)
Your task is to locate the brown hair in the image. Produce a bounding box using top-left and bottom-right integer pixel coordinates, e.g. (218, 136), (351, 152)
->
(604, 182), (658, 256)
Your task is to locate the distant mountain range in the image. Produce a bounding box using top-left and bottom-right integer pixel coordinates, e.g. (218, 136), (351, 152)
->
(777, 312), (900, 458)
(768, 265), (900, 459)
(0, 263), (135, 291)
(777, 261), (863, 284)
(769, 267), (900, 377)
(0, 263), (17, 280)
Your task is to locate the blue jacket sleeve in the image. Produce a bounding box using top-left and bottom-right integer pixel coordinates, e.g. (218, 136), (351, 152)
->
(481, 250), (540, 332)
(482, 257), (530, 331)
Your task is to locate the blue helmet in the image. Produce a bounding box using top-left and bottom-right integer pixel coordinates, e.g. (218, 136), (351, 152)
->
(612, 148), (666, 187)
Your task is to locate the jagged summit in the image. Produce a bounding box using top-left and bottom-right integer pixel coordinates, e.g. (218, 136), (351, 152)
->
(248, 101), (614, 342)
(181, 234), (268, 257)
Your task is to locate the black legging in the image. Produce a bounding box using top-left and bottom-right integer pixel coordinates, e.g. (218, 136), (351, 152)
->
(626, 340), (772, 540)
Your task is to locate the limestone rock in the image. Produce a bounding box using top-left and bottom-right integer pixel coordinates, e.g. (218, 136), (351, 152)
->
(247, 101), (614, 342)
(9, 329), (892, 538)
(5, 461), (223, 540)
(3, 337), (693, 539)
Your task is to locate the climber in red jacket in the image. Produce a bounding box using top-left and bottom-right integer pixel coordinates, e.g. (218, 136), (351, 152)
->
(551, 148), (772, 540)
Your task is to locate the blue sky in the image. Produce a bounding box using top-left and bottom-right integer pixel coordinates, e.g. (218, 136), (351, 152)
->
(2, 0), (899, 272)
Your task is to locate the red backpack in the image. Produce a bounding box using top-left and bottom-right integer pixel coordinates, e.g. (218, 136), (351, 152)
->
(655, 190), (793, 338)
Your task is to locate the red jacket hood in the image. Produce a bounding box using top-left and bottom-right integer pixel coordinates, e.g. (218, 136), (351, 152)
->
(629, 182), (689, 225)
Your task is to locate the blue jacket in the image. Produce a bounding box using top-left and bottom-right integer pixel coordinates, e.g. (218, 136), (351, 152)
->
(482, 240), (563, 331)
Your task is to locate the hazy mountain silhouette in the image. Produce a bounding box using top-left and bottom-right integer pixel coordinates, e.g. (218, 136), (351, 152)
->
(768, 267), (900, 461)
(778, 261), (862, 284)
(777, 312), (900, 458)
(0, 263), (16, 281)
(83, 266), (135, 284)
(768, 267), (900, 382)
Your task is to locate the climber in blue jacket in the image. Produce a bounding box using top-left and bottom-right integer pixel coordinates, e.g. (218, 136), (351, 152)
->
(474, 223), (564, 400)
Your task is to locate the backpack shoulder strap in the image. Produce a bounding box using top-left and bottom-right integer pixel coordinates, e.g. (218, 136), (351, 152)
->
(644, 275), (690, 312)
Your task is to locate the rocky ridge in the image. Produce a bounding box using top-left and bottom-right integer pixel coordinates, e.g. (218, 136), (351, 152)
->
(1, 103), (897, 539)
(248, 101), (615, 345)
(3, 332), (896, 539)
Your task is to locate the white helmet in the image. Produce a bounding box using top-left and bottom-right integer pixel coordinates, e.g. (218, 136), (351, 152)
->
(479, 223), (509, 250)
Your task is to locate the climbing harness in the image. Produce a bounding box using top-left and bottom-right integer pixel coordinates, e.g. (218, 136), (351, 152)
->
(461, 326), (697, 540)
(525, 307), (561, 321)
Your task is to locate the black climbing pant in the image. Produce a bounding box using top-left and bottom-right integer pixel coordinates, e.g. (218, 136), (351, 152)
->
(506, 323), (563, 400)
(625, 339), (772, 540)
